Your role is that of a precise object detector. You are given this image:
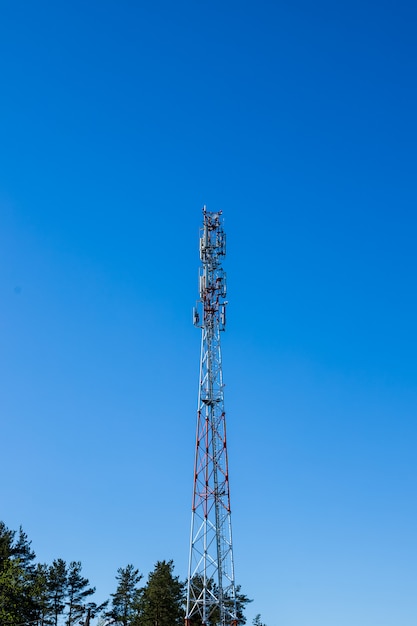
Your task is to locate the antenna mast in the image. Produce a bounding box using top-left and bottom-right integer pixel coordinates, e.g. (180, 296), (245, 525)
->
(186, 207), (237, 626)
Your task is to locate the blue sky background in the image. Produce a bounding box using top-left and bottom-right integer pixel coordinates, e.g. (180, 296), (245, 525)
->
(1, 1), (416, 624)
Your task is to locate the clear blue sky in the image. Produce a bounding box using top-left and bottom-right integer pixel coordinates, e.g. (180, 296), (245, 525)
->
(1, 1), (416, 624)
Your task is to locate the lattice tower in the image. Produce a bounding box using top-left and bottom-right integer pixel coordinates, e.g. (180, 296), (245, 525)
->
(185, 207), (237, 626)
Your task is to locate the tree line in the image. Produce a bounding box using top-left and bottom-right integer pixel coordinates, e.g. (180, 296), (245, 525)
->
(0, 521), (266, 626)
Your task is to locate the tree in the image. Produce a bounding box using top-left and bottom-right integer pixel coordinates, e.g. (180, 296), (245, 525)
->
(0, 521), (39, 626)
(105, 564), (143, 626)
(186, 575), (216, 626)
(0, 520), (254, 626)
(48, 558), (68, 626)
(66, 561), (95, 626)
(0, 522), (107, 626)
(232, 585), (252, 625)
(252, 615), (266, 626)
(0, 521), (15, 564)
(31, 563), (52, 626)
(135, 560), (184, 626)
(0, 557), (28, 626)
(187, 576), (251, 626)
(13, 526), (36, 574)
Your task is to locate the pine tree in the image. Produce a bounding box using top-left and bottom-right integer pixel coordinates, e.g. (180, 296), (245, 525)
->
(13, 526), (36, 574)
(31, 563), (52, 626)
(136, 560), (184, 626)
(231, 585), (252, 625)
(48, 558), (68, 626)
(188, 576), (251, 626)
(0, 557), (27, 626)
(0, 523), (108, 626)
(105, 564), (143, 626)
(0, 522), (38, 625)
(0, 522), (15, 567)
(66, 561), (95, 626)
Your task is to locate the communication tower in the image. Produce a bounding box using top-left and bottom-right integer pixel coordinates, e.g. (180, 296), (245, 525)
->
(185, 207), (237, 626)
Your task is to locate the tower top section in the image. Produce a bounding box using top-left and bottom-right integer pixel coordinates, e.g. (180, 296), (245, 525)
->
(193, 206), (227, 331)
(200, 205), (226, 267)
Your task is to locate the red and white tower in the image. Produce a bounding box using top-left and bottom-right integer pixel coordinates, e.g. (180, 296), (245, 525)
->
(185, 207), (237, 626)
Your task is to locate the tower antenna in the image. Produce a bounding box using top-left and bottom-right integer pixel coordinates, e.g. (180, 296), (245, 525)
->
(186, 207), (237, 626)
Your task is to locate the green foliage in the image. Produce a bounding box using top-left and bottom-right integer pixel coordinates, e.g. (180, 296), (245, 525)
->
(13, 526), (36, 573)
(66, 561), (95, 626)
(187, 576), (251, 626)
(48, 558), (68, 626)
(252, 614), (266, 626)
(0, 521), (15, 564)
(135, 560), (184, 626)
(186, 575), (216, 626)
(31, 563), (52, 626)
(233, 585), (252, 625)
(0, 523), (105, 626)
(0, 522), (38, 626)
(105, 564), (142, 626)
(0, 521), (254, 626)
(0, 557), (28, 626)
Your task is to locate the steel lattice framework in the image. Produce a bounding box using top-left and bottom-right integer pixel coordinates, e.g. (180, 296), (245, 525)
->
(185, 207), (237, 626)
